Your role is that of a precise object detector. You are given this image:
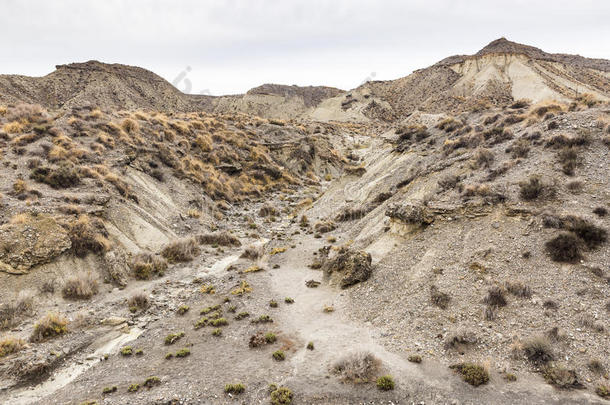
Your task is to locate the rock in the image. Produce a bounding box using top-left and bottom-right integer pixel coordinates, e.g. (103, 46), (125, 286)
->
(102, 316), (127, 326)
(324, 248), (373, 288)
(0, 213), (71, 274)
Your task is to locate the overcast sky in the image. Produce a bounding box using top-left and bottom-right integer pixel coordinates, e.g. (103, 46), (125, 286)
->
(1, 0), (608, 95)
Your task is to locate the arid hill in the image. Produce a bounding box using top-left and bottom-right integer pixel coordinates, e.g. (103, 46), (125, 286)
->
(317, 38), (610, 121)
(0, 39), (609, 405)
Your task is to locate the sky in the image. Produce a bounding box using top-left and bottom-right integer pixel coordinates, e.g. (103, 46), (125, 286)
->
(1, 0), (608, 95)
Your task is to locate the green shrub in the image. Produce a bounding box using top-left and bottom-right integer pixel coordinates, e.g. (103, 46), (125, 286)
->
(450, 363), (489, 386)
(143, 376), (161, 388)
(307, 342), (314, 350)
(164, 332), (185, 345)
(224, 383), (245, 394)
(265, 332), (276, 343)
(175, 348), (190, 358)
(272, 350), (285, 361)
(376, 375), (395, 391)
(270, 386), (293, 405)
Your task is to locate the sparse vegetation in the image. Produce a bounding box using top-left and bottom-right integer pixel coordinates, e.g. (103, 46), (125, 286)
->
(545, 233), (582, 262)
(128, 293), (149, 312)
(30, 312), (68, 342)
(270, 386), (293, 405)
(224, 383), (245, 394)
(164, 331), (185, 345)
(542, 364), (582, 389)
(408, 355), (422, 363)
(272, 350), (286, 361)
(449, 363), (489, 386)
(131, 252), (168, 279)
(62, 272), (99, 299)
(0, 336), (26, 358)
(161, 237), (200, 263)
(332, 351), (380, 383)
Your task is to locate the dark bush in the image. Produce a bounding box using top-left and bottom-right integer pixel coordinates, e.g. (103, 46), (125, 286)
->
(30, 163), (81, 188)
(545, 233), (582, 262)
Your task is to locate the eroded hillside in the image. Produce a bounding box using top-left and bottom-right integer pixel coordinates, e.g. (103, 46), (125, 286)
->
(0, 40), (609, 405)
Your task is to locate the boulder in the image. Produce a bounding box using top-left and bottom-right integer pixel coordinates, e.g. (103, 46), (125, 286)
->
(324, 249), (372, 288)
(0, 213), (71, 274)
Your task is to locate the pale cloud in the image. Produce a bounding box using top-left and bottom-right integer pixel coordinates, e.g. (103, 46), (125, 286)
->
(1, 0), (608, 95)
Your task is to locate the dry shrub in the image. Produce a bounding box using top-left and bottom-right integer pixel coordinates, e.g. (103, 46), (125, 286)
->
(127, 293), (149, 312)
(444, 330), (477, 350)
(332, 351), (381, 383)
(519, 176), (554, 201)
(131, 252), (167, 279)
(197, 232), (241, 247)
(314, 220), (336, 234)
(240, 245), (262, 260)
(66, 215), (111, 257)
(520, 336), (554, 364)
(545, 233), (582, 262)
(62, 272), (99, 299)
(161, 237), (200, 263)
(0, 292), (34, 329)
(557, 147), (579, 175)
(121, 118), (139, 134)
(30, 163), (81, 189)
(505, 280), (531, 298)
(334, 206), (369, 222)
(0, 336), (26, 358)
(430, 285), (451, 309)
(30, 312), (68, 342)
(483, 286), (507, 307)
(437, 174), (461, 191)
(449, 363), (489, 386)
(472, 148), (494, 169)
(542, 364), (582, 389)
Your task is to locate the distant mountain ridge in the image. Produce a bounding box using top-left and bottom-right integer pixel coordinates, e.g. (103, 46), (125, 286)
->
(0, 38), (608, 121)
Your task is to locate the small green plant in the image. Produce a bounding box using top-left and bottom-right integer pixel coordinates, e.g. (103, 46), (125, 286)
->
(200, 305), (221, 315)
(135, 349), (143, 356)
(224, 383), (245, 394)
(120, 346), (133, 356)
(252, 314), (273, 324)
(235, 312), (250, 320)
(177, 305), (190, 315)
(270, 386), (293, 405)
(272, 350), (285, 361)
(504, 373), (517, 382)
(127, 384), (139, 392)
(596, 384), (610, 399)
(144, 376), (161, 388)
(408, 354), (422, 363)
(210, 318), (228, 327)
(284, 297), (294, 304)
(265, 332), (277, 343)
(269, 300), (278, 308)
(175, 348), (190, 358)
(376, 375), (395, 391)
(450, 363), (489, 386)
(227, 305), (237, 313)
(307, 341), (314, 350)
(164, 332), (185, 345)
(194, 317), (208, 329)
(165, 352), (173, 359)
(102, 386), (117, 395)
(212, 328), (222, 336)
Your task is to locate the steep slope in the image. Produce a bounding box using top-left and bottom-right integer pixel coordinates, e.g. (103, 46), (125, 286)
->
(319, 38), (610, 121)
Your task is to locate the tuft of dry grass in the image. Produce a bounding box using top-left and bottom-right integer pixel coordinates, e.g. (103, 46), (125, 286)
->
(131, 252), (168, 279)
(30, 312), (68, 342)
(197, 232), (241, 247)
(0, 335), (26, 358)
(66, 214), (111, 257)
(62, 272), (99, 299)
(128, 293), (149, 312)
(332, 351), (381, 383)
(160, 238), (200, 263)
